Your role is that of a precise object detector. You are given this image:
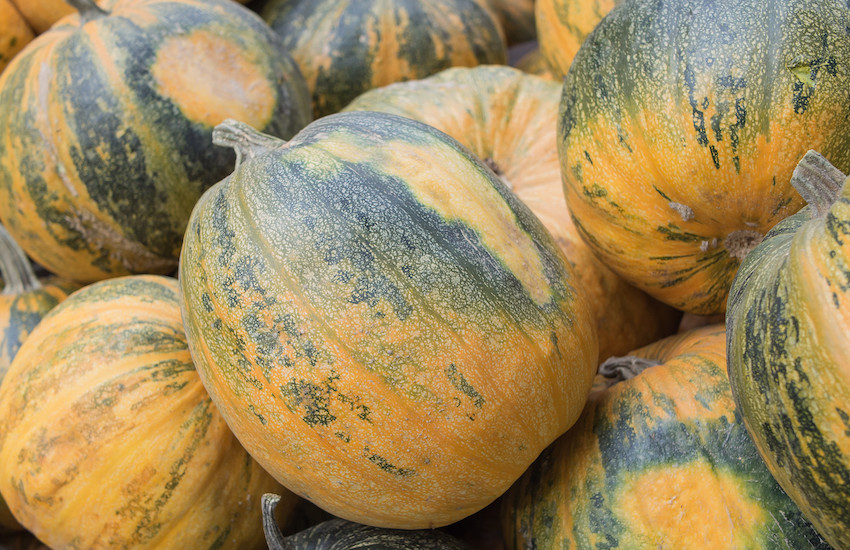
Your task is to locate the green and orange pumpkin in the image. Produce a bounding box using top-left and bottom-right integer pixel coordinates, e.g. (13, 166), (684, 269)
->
(0, 0), (311, 283)
(343, 65), (681, 363)
(178, 112), (597, 529)
(0, 275), (299, 549)
(261, 0), (507, 119)
(726, 151), (850, 548)
(0, 0), (32, 74)
(502, 325), (830, 548)
(558, 0), (850, 314)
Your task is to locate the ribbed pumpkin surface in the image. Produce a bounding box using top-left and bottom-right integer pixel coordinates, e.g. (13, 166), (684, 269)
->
(726, 152), (850, 548)
(0, 0), (33, 73)
(559, 0), (850, 314)
(0, 275), (297, 549)
(261, 0), (507, 118)
(535, 0), (622, 79)
(0, 0), (311, 283)
(343, 65), (681, 363)
(502, 325), (830, 549)
(179, 111), (597, 529)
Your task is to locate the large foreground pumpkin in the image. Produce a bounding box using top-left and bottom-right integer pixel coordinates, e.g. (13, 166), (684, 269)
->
(559, 0), (850, 314)
(0, 0), (311, 283)
(502, 325), (830, 549)
(0, 275), (299, 549)
(343, 65), (681, 363)
(726, 151), (850, 548)
(179, 112), (597, 528)
(261, 0), (507, 118)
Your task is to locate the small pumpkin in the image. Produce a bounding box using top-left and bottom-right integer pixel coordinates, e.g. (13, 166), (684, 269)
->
(559, 0), (850, 314)
(0, 275), (299, 549)
(0, 0), (32, 74)
(343, 65), (681, 363)
(534, 0), (622, 79)
(726, 151), (850, 548)
(261, 0), (507, 119)
(0, 0), (311, 283)
(178, 113), (597, 529)
(262, 494), (473, 550)
(502, 325), (830, 549)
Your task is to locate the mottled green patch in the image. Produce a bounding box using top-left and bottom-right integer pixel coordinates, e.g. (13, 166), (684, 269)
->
(362, 446), (415, 477)
(444, 363), (484, 409)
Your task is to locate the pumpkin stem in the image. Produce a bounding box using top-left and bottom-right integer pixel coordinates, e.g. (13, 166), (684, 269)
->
(65, 0), (109, 24)
(724, 230), (763, 261)
(790, 150), (846, 218)
(598, 355), (662, 383)
(262, 493), (296, 550)
(0, 225), (42, 295)
(484, 157), (513, 190)
(213, 119), (285, 169)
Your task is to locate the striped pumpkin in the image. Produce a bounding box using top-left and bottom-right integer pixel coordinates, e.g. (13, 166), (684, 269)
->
(559, 0), (850, 314)
(726, 151), (850, 548)
(0, 0), (32, 74)
(502, 325), (830, 549)
(343, 65), (681, 363)
(0, 0), (311, 283)
(0, 275), (299, 549)
(261, 0), (507, 119)
(178, 113), (598, 529)
(534, 0), (622, 79)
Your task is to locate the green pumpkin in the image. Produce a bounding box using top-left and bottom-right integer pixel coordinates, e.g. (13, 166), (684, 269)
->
(0, 0), (311, 283)
(558, 0), (850, 315)
(178, 113), (598, 529)
(726, 150), (850, 548)
(261, 0), (507, 118)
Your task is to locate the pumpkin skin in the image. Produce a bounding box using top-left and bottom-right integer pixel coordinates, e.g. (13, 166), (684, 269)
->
(0, 0), (311, 283)
(514, 46), (556, 80)
(535, 0), (622, 79)
(261, 0), (507, 119)
(502, 325), (830, 549)
(726, 151), (850, 548)
(0, 0), (32, 74)
(0, 275), (299, 549)
(343, 66), (681, 363)
(559, 0), (850, 315)
(179, 112), (597, 529)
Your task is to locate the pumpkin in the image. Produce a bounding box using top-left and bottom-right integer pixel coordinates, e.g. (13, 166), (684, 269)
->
(558, 0), (850, 315)
(479, 0), (535, 46)
(535, 0), (622, 79)
(343, 65), (681, 363)
(0, 275), (300, 549)
(0, 0), (311, 283)
(178, 113), (597, 529)
(262, 493), (473, 549)
(502, 325), (830, 549)
(726, 150), (850, 548)
(260, 0), (507, 119)
(0, 0), (32, 74)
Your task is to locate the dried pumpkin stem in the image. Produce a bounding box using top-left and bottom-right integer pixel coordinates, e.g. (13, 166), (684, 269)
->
(724, 230), (763, 261)
(790, 150), (846, 218)
(213, 119), (285, 169)
(0, 225), (41, 295)
(598, 355), (662, 383)
(65, 0), (109, 24)
(262, 493), (296, 550)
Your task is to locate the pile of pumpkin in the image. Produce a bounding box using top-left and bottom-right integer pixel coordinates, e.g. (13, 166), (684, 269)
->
(0, 0), (848, 548)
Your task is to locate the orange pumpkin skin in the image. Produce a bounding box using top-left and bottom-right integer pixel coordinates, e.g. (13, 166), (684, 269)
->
(0, 0), (311, 283)
(343, 66), (681, 363)
(0, 275), (298, 549)
(9, 0), (75, 34)
(535, 0), (622, 79)
(0, 0), (32, 74)
(559, 0), (850, 315)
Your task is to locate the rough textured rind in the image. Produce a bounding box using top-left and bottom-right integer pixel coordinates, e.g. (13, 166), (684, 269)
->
(0, 0), (311, 283)
(179, 111), (598, 529)
(502, 325), (830, 549)
(343, 65), (681, 364)
(261, 0), (507, 118)
(558, 0), (850, 314)
(726, 166), (850, 547)
(0, 275), (298, 550)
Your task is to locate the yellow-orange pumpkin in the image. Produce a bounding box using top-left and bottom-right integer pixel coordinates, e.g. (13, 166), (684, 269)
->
(0, 0), (32, 74)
